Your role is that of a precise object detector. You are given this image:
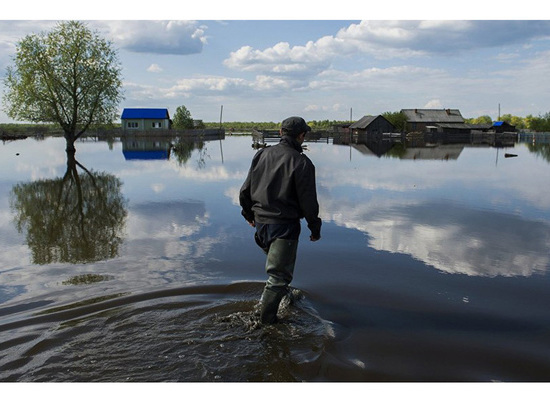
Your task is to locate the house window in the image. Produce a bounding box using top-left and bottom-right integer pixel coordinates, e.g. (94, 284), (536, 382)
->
(152, 121), (162, 128)
(127, 121), (139, 129)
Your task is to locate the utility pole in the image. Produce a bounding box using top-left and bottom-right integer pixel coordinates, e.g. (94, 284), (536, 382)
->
(349, 107), (353, 161)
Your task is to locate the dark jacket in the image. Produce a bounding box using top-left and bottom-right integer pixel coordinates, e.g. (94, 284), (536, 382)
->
(239, 135), (322, 238)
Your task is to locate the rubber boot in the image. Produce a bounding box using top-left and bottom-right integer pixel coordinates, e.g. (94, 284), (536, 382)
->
(259, 287), (286, 324)
(259, 238), (298, 324)
(265, 238), (298, 285)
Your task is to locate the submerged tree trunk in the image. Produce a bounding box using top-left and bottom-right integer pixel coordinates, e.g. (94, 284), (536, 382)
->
(65, 131), (77, 154)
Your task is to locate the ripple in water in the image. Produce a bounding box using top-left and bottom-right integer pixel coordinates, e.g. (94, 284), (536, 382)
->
(0, 283), (334, 382)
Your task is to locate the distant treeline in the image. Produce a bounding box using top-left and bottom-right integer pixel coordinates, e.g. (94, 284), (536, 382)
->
(203, 120), (348, 132)
(464, 112), (550, 132)
(0, 123), (64, 136)
(3, 112), (550, 135)
(0, 120), (350, 136)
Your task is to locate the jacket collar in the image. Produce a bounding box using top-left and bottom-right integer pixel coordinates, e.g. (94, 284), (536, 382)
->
(279, 135), (303, 153)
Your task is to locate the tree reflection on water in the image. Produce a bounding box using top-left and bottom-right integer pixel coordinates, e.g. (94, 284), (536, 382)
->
(527, 142), (550, 162)
(172, 137), (209, 168)
(10, 151), (128, 264)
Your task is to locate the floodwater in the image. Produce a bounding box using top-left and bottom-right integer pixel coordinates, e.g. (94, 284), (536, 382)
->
(1, 134), (550, 383)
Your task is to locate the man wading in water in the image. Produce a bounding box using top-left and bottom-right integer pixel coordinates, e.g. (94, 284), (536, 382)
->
(239, 116), (322, 324)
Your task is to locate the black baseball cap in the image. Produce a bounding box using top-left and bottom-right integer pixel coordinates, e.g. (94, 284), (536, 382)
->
(281, 116), (312, 135)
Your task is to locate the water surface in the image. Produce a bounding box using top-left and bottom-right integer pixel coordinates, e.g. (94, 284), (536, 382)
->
(1, 134), (550, 382)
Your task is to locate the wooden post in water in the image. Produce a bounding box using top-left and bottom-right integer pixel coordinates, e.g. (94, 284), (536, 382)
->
(219, 105), (224, 163)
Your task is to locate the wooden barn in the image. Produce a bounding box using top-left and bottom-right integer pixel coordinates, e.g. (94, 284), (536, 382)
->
(350, 115), (395, 136)
(492, 121), (517, 133)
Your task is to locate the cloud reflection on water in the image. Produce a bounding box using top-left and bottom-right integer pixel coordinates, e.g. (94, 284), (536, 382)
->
(321, 196), (550, 277)
(225, 139), (550, 278)
(296, 140), (550, 278)
(118, 199), (229, 285)
(2, 136), (550, 311)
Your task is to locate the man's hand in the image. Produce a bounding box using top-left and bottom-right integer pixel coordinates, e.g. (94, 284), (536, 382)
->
(248, 220), (256, 228)
(310, 234), (320, 242)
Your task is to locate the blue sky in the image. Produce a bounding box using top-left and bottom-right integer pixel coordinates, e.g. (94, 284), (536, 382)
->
(2, 2), (550, 124)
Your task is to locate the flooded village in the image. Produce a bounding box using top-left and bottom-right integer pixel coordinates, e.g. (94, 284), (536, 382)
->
(3, 105), (546, 168)
(252, 108), (522, 160)
(1, 106), (523, 164)
(110, 106), (530, 163)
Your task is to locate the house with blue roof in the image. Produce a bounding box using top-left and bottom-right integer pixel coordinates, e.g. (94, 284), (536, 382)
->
(492, 121), (516, 133)
(121, 108), (171, 131)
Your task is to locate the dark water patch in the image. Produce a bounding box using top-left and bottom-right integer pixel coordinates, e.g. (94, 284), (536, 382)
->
(0, 282), (335, 382)
(299, 268), (550, 382)
(342, 329), (550, 382)
(0, 299), (54, 318)
(0, 283), (249, 332)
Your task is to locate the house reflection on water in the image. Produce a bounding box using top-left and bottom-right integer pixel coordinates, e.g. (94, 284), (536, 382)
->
(121, 134), (224, 165)
(350, 141), (465, 160)
(122, 137), (172, 161)
(336, 137), (465, 160)
(332, 129), (468, 160)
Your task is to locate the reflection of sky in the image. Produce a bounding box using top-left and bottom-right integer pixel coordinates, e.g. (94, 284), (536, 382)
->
(1, 136), (550, 307)
(0, 137), (256, 305)
(304, 141), (550, 277)
(322, 197), (550, 277)
(309, 143), (550, 215)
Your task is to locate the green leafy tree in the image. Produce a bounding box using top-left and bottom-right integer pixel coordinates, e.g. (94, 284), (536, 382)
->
(466, 115), (493, 125)
(172, 105), (194, 129)
(382, 111), (408, 131)
(2, 21), (123, 153)
(527, 143), (550, 163)
(524, 114), (550, 131)
(537, 112), (550, 131)
(500, 114), (526, 129)
(524, 115), (536, 130)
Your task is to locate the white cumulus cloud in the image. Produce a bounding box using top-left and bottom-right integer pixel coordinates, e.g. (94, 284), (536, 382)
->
(223, 20), (550, 78)
(100, 20), (208, 55)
